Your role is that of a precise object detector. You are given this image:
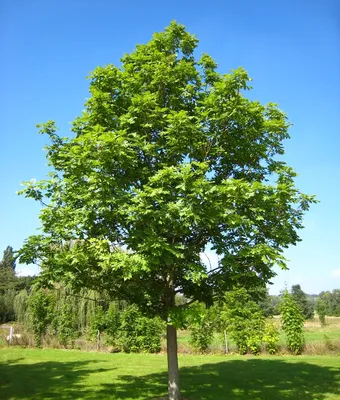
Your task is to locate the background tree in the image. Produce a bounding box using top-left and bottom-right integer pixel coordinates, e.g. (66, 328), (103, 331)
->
(18, 22), (315, 400)
(249, 285), (280, 317)
(291, 284), (314, 320)
(0, 244), (35, 322)
(0, 246), (19, 322)
(0, 246), (16, 271)
(0, 246), (16, 293)
(316, 297), (326, 326)
(318, 290), (340, 317)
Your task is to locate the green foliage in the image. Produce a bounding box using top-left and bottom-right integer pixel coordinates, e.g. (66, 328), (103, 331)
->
(18, 21), (316, 399)
(117, 305), (164, 353)
(91, 305), (108, 334)
(12, 275), (36, 292)
(0, 289), (16, 322)
(57, 302), (79, 346)
(13, 289), (29, 323)
(318, 290), (340, 317)
(188, 303), (214, 352)
(19, 22), (315, 323)
(0, 245), (35, 323)
(0, 246), (17, 321)
(263, 319), (280, 354)
(104, 302), (121, 344)
(13, 284), (164, 353)
(222, 288), (265, 355)
(189, 324), (214, 353)
(0, 246), (16, 271)
(316, 298), (326, 326)
(279, 290), (305, 355)
(291, 284), (314, 320)
(27, 289), (56, 347)
(257, 291), (281, 317)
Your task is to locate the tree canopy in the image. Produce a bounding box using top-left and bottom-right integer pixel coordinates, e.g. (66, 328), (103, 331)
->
(18, 21), (315, 400)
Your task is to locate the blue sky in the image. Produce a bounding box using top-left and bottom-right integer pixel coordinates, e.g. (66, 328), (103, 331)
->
(1, 0), (339, 295)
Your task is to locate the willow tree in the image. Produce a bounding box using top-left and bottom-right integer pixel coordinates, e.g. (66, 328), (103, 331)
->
(19, 22), (315, 400)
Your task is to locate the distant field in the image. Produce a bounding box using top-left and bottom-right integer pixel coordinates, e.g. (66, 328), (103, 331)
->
(303, 317), (340, 342)
(1, 348), (340, 400)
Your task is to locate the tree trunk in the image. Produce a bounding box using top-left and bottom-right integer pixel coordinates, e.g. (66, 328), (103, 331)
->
(167, 324), (181, 400)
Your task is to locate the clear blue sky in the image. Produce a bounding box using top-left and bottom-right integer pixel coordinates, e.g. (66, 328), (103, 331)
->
(1, 0), (339, 295)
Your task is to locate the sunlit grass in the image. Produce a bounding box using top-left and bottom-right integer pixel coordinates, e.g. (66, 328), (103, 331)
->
(1, 348), (340, 399)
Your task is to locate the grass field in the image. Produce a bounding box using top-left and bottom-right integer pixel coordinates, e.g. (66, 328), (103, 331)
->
(1, 348), (340, 400)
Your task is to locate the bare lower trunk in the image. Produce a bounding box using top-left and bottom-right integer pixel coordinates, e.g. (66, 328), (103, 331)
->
(167, 324), (181, 400)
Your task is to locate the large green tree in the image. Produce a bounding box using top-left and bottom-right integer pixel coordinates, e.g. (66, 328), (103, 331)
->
(19, 22), (315, 400)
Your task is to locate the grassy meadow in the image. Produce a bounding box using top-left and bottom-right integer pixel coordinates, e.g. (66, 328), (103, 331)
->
(1, 317), (339, 399)
(1, 348), (340, 400)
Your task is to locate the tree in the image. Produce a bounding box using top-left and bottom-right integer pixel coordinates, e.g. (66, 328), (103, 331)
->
(263, 319), (280, 354)
(318, 290), (340, 317)
(279, 290), (305, 354)
(291, 284), (314, 320)
(0, 246), (16, 293)
(0, 246), (16, 271)
(27, 289), (56, 347)
(222, 288), (265, 355)
(0, 246), (17, 321)
(18, 22), (315, 399)
(249, 285), (278, 317)
(316, 297), (326, 326)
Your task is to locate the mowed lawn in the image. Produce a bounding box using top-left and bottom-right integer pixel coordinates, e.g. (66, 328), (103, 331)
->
(1, 348), (340, 400)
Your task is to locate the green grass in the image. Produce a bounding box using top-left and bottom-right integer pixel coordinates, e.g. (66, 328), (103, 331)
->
(1, 348), (340, 399)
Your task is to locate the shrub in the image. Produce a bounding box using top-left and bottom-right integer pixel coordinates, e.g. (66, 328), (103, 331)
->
(57, 302), (79, 347)
(27, 289), (56, 347)
(188, 303), (215, 353)
(104, 302), (121, 346)
(316, 298), (326, 326)
(117, 305), (163, 353)
(189, 321), (214, 353)
(222, 288), (265, 355)
(279, 290), (305, 354)
(13, 290), (29, 324)
(263, 319), (280, 354)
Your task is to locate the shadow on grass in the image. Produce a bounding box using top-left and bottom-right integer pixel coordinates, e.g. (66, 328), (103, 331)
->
(0, 358), (113, 400)
(1, 357), (339, 400)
